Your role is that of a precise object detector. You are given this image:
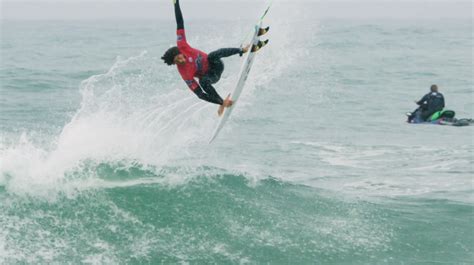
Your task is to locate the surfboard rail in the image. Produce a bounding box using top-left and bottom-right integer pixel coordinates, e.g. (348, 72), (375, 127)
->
(209, 3), (272, 143)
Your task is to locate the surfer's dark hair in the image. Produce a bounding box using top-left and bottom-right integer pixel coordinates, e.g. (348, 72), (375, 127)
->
(162, 46), (180, 65)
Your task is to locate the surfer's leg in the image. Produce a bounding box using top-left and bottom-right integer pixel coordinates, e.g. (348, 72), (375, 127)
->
(206, 59), (224, 84)
(205, 48), (242, 83)
(208, 48), (242, 60)
(192, 85), (223, 105)
(198, 78), (224, 105)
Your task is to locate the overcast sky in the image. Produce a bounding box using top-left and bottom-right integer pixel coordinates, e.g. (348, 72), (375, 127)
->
(1, 0), (472, 20)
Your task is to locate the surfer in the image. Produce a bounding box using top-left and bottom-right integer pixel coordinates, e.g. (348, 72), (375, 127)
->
(407, 85), (445, 122)
(162, 0), (258, 115)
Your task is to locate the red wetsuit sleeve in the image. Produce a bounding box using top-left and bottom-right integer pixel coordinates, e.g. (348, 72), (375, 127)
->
(177, 29), (191, 53)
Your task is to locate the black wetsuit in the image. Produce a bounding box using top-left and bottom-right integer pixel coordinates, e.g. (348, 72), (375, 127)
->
(408, 91), (445, 122)
(174, 0), (242, 105)
(198, 48), (242, 104)
(416, 92), (445, 121)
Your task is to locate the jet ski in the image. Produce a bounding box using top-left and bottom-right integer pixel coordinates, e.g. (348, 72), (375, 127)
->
(406, 109), (474, 126)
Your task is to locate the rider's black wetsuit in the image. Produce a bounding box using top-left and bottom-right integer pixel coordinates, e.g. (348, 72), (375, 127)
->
(416, 92), (445, 121)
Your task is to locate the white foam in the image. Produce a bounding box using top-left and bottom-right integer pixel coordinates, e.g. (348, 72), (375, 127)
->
(0, 10), (304, 199)
(289, 141), (474, 203)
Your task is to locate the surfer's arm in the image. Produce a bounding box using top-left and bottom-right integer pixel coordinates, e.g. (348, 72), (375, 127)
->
(174, 0), (184, 30)
(174, 0), (191, 51)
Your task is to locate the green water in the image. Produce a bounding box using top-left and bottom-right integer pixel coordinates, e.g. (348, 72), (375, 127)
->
(1, 8), (473, 264)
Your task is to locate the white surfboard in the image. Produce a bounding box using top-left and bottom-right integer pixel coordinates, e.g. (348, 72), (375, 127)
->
(209, 19), (267, 143)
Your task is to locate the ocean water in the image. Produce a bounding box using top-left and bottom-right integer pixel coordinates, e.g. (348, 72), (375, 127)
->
(1, 4), (473, 264)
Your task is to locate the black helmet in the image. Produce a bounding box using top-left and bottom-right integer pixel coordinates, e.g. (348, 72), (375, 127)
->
(161, 46), (180, 65)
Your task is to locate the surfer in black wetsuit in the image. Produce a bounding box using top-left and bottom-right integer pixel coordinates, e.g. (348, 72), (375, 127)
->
(408, 85), (445, 122)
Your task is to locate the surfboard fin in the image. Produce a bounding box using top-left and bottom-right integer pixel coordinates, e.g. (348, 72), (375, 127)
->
(251, 39), (269, 53)
(258, 26), (270, 36)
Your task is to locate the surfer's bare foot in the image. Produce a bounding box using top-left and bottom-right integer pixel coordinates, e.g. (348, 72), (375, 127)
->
(217, 95), (232, 116)
(217, 106), (224, 116)
(223, 94), (232, 107)
(224, 99), (233, 107)
(242, 44), (251, 54)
